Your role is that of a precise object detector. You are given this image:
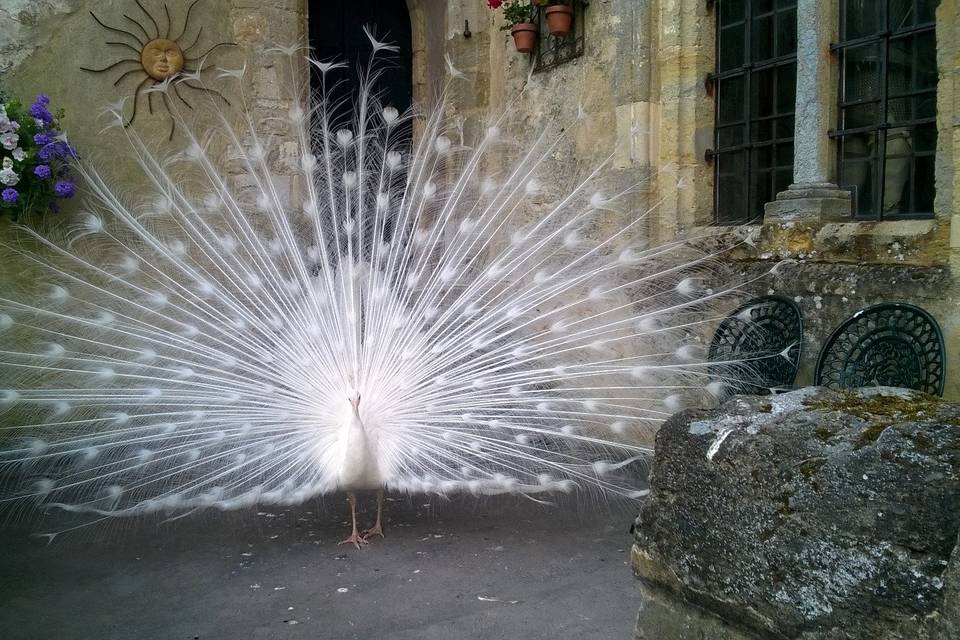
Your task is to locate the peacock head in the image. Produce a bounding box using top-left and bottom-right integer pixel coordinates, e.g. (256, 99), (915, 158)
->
(348, 391), (361, 410)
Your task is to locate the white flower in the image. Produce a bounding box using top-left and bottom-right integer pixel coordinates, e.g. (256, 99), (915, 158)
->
(0, 131), (18, 150)
(2, 157), (11, 170)
(0, 167), (19, 186)
(11, 147), (25, 162)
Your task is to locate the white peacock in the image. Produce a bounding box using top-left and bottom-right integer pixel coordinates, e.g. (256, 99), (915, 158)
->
(0, 30), (774, 548)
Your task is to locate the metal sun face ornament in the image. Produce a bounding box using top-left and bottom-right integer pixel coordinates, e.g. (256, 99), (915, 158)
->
(81, 0), (235, 139)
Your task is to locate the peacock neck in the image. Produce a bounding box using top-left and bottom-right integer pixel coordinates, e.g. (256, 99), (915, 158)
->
(338, 402), (380, 489)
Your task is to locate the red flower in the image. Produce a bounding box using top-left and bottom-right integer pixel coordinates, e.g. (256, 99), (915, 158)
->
(487, 0), (504, 9)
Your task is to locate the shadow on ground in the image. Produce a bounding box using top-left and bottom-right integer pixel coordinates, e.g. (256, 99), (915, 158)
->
(0, 495), (640, 640)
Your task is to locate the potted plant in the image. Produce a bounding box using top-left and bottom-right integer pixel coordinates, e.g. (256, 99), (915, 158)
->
(0, 91), (77, 221)
(488, 0), (538, 53)
(537, 0), (574, 37)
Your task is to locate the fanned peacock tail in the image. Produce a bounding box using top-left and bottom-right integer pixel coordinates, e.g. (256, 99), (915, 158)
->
(0, 34), (776, 525)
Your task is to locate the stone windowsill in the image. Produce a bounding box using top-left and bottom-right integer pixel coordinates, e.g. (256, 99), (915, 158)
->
(684, 217), (951, 266)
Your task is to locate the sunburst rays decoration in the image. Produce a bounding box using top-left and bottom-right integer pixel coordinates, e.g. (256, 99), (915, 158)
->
(80, 0), (236, 140)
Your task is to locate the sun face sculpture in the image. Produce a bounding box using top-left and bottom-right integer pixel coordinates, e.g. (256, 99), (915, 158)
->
(141, 38), (186, 81)
(81, 0), (235, 140)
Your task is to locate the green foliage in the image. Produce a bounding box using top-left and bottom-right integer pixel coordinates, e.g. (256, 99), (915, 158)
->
(500, 1), (535, 28)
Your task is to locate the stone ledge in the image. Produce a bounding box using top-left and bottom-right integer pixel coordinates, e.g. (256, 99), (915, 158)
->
(685, 217), (950, 266)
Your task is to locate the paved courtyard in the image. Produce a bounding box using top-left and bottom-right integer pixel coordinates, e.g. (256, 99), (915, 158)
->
(0, 496), (640, 639)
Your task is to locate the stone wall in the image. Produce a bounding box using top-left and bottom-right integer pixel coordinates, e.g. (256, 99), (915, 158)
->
(0, 0), (248, 190)
(452, 1), (959, 399)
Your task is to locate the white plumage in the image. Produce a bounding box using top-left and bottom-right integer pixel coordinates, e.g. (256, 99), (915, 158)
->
(0, 35), (765, 545)
(337, 396), (383, 492)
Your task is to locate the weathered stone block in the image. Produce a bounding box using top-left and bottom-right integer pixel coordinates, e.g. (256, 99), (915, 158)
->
(633, 387), (960, 640)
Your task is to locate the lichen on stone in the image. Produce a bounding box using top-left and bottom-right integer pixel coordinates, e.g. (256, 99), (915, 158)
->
(803, 388), (943, 420)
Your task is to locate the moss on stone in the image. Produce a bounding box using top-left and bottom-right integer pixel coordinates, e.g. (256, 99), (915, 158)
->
(804, 390), (955, 451)
(798, 458), (827, 479)
(775, 492), (792, 516)
(855, 423), (891, 449)
(814, 427), (835, 442)
(804, 389), (944, 420)
(910, 430), (934, 453)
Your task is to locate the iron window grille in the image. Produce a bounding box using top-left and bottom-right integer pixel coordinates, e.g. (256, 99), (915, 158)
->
(532, 1), (587, 73)
(831, 0), (938, 220)
(709, 0), (798, 225)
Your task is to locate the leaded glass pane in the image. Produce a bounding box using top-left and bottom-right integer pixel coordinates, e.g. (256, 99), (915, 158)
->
(914, 154), (936, 211)
(718, 125), (746, 148)
(718, 76), (746, 124)
(777, 8), (797, 57)
(776, 63), (796, 113)
(720, 24), (746, 71)
(843, 44), (881, 103)
(716, 151), (748, 223)
(843, 0), (880, 39)
(917, 0), (938, 23)
(721, 0), (746, 25)
(752, 15), (774, 61)
(889, 0), (919, 30)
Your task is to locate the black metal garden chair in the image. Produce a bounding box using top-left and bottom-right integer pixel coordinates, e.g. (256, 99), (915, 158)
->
(708, 295), (803, 396)
(815, 302), (945, 396)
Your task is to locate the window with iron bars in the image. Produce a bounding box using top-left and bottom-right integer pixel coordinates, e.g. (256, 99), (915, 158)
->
(832, 0), (938, 220)
(711, 0), (797, 225)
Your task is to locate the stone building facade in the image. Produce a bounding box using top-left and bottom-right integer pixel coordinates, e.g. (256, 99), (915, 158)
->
(1, 0), (958, 398)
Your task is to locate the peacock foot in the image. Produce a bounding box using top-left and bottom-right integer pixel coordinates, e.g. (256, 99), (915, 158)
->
(361, 523), (384, 541)
(338, 531), (368, 550)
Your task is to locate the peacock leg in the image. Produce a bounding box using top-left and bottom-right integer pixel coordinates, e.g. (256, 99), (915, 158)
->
(338, 491), (367, 549)
(362, 489), (385, 540)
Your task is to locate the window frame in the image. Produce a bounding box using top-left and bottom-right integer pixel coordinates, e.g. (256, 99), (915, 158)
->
(710, 0), (799, 226)
(830, 0), (938, 220)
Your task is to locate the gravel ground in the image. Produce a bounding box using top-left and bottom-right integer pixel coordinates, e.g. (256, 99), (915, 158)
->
(0, 495), (640, 640)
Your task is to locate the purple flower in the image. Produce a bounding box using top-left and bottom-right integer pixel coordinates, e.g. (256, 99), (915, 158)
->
(54, 180), (75, 198)
(38, 142), (64, 161)
(33, 132), (52, 146)
(33, 164), (51, 179)
(29, 103), (53, 126)
(35, 94), (50, 106)
(1, 187), (18, 204)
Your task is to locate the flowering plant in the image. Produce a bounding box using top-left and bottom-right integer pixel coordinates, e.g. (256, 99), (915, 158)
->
(0, 93), (77, 219)
(487, 0), (535, 29)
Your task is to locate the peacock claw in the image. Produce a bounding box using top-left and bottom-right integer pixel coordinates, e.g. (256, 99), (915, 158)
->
(361, 524), (384, 541)
(338, 531), (368, 549)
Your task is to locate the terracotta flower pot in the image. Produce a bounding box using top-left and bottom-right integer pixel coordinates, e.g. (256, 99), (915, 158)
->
(511, 22), (538, 53)
(544, 5), (574, 36)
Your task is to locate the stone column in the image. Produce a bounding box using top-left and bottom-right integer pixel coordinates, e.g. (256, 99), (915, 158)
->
(765, 0), (851, 222)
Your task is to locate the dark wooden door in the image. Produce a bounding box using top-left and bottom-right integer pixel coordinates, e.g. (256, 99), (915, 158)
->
(308, 0), (413, 120)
